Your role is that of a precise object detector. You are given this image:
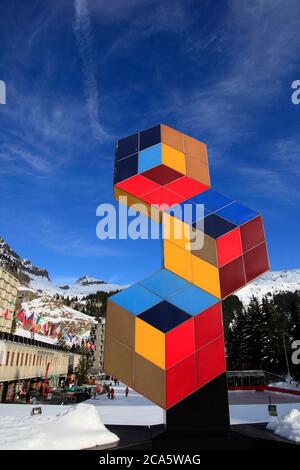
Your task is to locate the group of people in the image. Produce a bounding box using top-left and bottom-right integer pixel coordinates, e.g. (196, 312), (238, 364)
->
(101, 381), (129, 400)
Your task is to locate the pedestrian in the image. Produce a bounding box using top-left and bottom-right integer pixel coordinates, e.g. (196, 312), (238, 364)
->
(110, 387), (115, 399)
(125, 386), (129, 398)
(114, 378), (117, 386)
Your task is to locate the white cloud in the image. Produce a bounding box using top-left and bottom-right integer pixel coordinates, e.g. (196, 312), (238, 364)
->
(73, 0), (107, 140)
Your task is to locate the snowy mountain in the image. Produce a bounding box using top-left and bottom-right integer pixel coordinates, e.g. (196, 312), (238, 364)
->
(0, 236), (124, 341)
(0, 236), (125, 298)
(237, 269), (300, 305)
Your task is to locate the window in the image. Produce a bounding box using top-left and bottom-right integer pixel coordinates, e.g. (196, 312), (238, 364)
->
(5, 352), (10, 366)
(10, 352), (14, 366)
(25, 354), (28, 366)
(20, 353), (24, 366)
(16, 352), (20, 366)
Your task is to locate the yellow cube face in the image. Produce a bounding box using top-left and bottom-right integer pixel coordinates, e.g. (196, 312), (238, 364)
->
(135, 317), (165, 369)
(162, 213), (191, 251)
(163, 240), (193, 282)
(191, 255), (221, 298)
(162, 143), (186, 174)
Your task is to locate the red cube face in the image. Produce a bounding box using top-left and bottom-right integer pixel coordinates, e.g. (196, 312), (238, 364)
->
(142, 187), (185, 208)
(165, 176), (209, 199)
(216, 227), (242, 267)
(166, 354), (197, 408)
(243, 242), (269, 283)
(219, 256), (246, 298)
(115, 174), (160, 198)
(165, 318), (195, 369)
(196, 335), (226, 389)
(240, 215), (265, 252)
(195, 303), (223, 350)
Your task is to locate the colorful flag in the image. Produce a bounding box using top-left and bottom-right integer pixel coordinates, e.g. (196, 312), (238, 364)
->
(36, 314), (42, 325)
(27, 313), (35, 329)
(43, 322), (48, 336)
(4, 308), (9, 320)
(17, 309), (27, 327)
(49, 324), (55, 337)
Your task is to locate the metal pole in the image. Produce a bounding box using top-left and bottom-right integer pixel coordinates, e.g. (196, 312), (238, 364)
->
(283, 333), (291, 383)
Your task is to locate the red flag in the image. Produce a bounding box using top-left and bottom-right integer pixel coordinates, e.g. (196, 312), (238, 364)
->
(4, 308), (9, 320)
(17, 309), (26, 327)
(56, 327), (61, 338)
(49, 324), (55, 337)
(43, 322), (48, 336)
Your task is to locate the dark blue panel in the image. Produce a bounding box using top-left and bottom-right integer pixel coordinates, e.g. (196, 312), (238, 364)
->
(114, 153), (138, 184)
(216, 202), (259, 226)
(110, 284), (161, 316)
(185, 190), (233, 212)
(201, 213), (237, 239)
(138, 300), (191, 333)
(139, 125), (161, 151)
(115, 133), (138, 161)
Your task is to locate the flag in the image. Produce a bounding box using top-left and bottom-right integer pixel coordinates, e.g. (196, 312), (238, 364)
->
(49, 323), (55, 337)
(43, 322), (48, 336)
(17, 309), (26, 327)
(36, 314), (42, 325)
(27, 313), (35, 329)
(56, 327), (61, 338)
(4, 308), (9, 320)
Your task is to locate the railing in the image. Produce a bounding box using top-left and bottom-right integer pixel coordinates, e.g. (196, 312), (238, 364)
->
(0, 330), (82, 354)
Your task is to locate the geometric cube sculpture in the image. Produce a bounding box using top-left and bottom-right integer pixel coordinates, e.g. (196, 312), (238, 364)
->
(104, 124), (269, 414)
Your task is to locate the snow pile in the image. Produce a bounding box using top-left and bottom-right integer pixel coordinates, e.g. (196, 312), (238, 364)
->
(267, 409), (300, 442)
(0, 403), (119, 450)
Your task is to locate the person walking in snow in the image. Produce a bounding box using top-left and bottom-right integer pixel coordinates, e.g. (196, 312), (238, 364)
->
(110, 387), (115, 399)
(125, 386), (129, 398)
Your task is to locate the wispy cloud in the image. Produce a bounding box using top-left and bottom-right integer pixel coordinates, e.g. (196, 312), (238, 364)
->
(73, 0), (107, 140)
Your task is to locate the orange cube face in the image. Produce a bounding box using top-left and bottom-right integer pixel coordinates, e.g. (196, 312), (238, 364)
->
(105, 125), (269, 409)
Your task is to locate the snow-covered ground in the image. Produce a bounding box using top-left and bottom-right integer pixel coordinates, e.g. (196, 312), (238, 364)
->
(2, 388), (300, 448)
(0, 403), (118, 450)
(267, 409), (300, 442)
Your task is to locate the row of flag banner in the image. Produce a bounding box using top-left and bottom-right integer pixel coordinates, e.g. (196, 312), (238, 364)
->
(0, 306), (96, 351)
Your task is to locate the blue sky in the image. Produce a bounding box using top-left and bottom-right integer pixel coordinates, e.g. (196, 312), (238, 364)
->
(0, 0), (300, 285)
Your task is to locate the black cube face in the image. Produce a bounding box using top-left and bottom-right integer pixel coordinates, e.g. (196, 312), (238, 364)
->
(202, 213), (237, 239)
(139, 125), (161, 151)
(114, 153), (138, 184)
(115, 133), (139, 161)
(138, 300), (191, 333)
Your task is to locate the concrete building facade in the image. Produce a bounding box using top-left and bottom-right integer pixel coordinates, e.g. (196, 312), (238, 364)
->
(0, 268), (18, 334)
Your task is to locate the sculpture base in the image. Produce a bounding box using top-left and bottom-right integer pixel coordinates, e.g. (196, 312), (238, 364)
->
(164, 372), (230, 436)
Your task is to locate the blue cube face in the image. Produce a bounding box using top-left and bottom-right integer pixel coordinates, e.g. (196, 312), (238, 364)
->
(139, 125), (161, 151)
(202, 213), (237, 239)
(216, 202), (259, 226)
(186, 190), (233, 213)
(139, 268), (191, 299)
(165, 202), (210, 225)
(138, 143), (162, 173)
(115, 133), (138, 161)
(166, 284), (219, 316)
(138, 300), (191, 333)
(110, 284), (161, 316)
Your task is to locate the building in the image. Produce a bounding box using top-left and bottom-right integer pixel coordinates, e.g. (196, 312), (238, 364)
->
(0, 267), (81, 402)
(88, 318), (106, 374)
(0, 332), (81, 402)
(0, 268), (18, 334)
